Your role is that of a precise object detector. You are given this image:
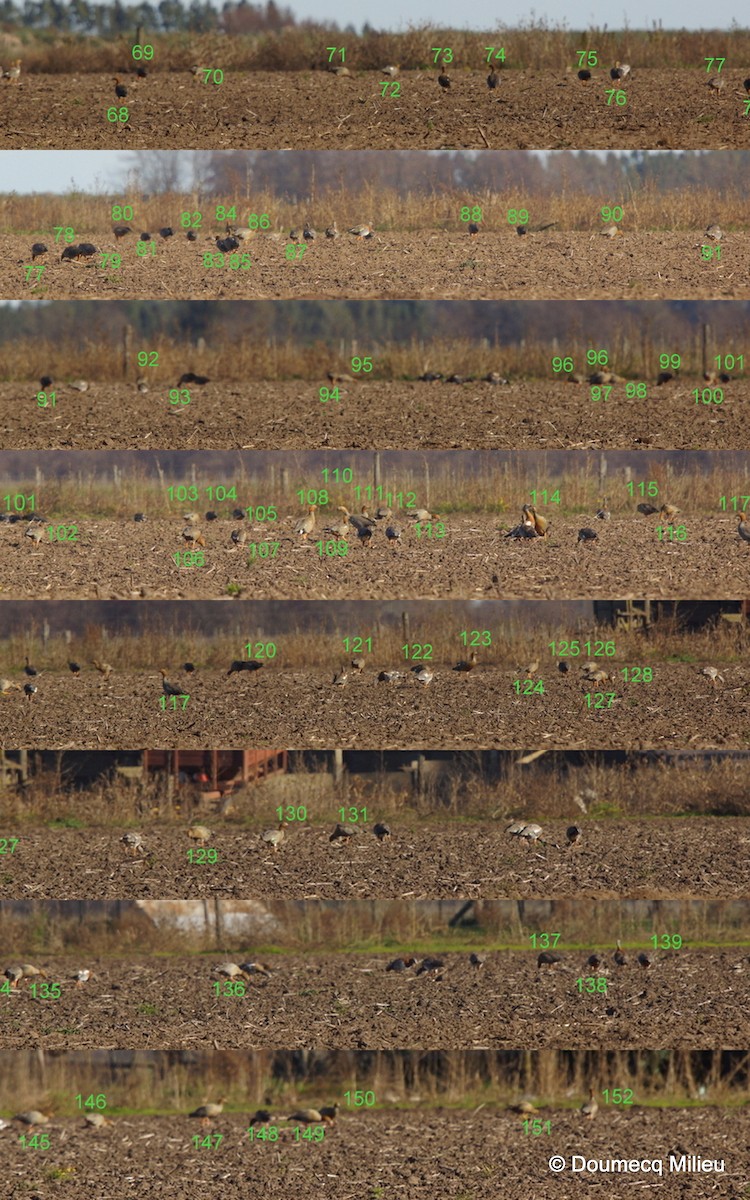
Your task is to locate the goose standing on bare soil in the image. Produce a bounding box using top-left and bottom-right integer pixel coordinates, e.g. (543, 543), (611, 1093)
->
(386, 956), (416, 971)
(294, 504), (317, 540)
(658, 503), (679, 522)
(182, 525), (206, 548)
(227, 659), (263, 676)
(261, 820), (286, 852)
(14, 1109), (52, 1126)
(288, 1108), (323, 1124)
(701, 666), (724, 687)
(581, 1088), (598, 1120)
(214, 962), (247, 980)
(537, 951), (563, 967)
(160, 669), (182, 697)
(84, 1112), (113, 1128)
(120, 832), (144, 856)
(187, 825), (212, 846)
(329, 822), (357, 844)
(189, 1098), (225, 1127)
(453, 651), (478, 672)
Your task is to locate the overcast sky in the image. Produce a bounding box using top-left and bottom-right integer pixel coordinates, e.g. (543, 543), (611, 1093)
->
(1, 151), (126, 194)
(304, 3), (743, 29)
(108, 0), (746, 30)
(0, 149), (643, 195)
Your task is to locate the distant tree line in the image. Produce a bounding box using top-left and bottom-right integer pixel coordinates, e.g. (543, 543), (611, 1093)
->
(0, 0), (297, 35)
(200, 149), (750, 199)
(2, 299), (748, 353)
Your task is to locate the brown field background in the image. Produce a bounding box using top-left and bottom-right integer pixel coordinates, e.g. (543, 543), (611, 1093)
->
(0, 451), (748, 517)
(1, 898), (749, 956)
(0, 1049), (746, 1112)
(5, 750), (750, 826)
(0, 603), (747, 672)
(1, 325), (742, 384)
(3, 183), (747, 239)
(6, 25), (750, 74)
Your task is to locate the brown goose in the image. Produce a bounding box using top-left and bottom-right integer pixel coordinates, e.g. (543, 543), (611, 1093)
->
(189, 1097), (226, 1126)
(294, 505), (317, 540)
(581, 1088), (598, 1120)
(261, 820), (286, 852)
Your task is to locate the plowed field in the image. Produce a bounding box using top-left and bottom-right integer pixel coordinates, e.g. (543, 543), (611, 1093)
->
(2, 69), (749, 150)
(2, 818), (747, 899)
(0, 512), (747, 599)
(0, 664), (747, 749)
(0, 949), (746, 1048)
(2, 231), (747, 300)
(1, 379), (744, 450)
(2, 1109), (741, 1200)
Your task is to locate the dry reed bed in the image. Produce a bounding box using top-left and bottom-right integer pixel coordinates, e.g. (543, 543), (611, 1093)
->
(1, 329), (741, 383)
(2, 183), (746, 237)
(0, 1048), (746, 1113)
(6, 751), (750, 826)
(1, 898), (749, 955)
(8, 26), (750, 74)
(0, 609), (747, 673)
(1, 456), (749, 518)
(0, 298), (744, 384)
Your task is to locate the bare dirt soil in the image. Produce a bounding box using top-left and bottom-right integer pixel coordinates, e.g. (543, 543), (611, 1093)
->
(2, 231), (747, 301)
(0, 512), (748, 600)
(0, 665), (748, 749)
(0, 949), (746, 1049)
(1, 70), (749, 150)
(2, 818), (748, 900)
(2, 1109), (741, 1200)
(1, 379), (745, 451)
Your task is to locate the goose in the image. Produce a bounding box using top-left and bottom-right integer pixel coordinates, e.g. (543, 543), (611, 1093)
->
(581, 1088), (598, 1119)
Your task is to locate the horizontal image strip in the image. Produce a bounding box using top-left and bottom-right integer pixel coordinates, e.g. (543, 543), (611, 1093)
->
(1, 297), (746, 451)
(0, 598), (747, 749)
(1, 150), (748, 301)
(0, 1048), (745, 1199)
(1, 448), (750, 599)
(2, 747), (749, 900)
(1, 898), (749, 1049)
(2, 13), (750, 150)
(2, 600), (744, 748)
